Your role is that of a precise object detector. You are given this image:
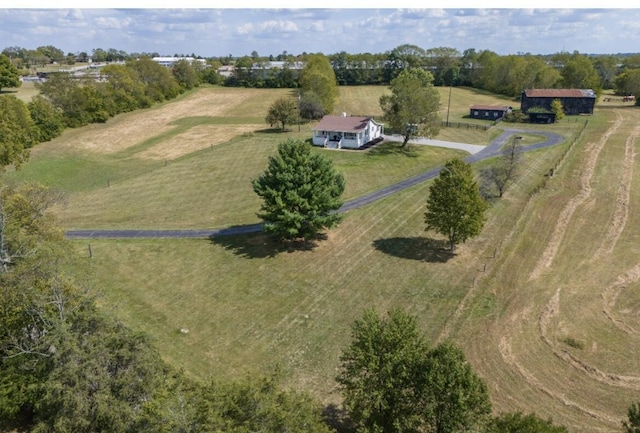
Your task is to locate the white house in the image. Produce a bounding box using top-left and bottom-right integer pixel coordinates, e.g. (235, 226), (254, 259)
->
(312, 114), (384, 149)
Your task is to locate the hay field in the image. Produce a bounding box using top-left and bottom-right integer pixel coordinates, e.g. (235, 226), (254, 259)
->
(451, 103), (640, 432)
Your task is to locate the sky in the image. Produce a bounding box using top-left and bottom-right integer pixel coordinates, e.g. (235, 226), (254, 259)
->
(1, 4), (639, 58)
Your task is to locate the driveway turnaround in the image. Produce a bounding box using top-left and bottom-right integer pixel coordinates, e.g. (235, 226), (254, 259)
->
(64, 129), (564, 240)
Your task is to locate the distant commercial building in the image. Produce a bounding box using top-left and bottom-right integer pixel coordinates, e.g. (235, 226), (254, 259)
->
(152, 57), (207, 68)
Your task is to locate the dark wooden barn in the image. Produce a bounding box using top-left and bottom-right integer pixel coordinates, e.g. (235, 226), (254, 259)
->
(520, 89), (596, 115)
(469, 105), (512, 120)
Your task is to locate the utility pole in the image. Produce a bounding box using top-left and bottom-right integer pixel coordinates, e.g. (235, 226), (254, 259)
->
(446, 84), (452, 126)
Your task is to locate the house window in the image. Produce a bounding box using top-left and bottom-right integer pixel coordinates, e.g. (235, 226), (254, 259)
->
(345, 132), (356, 139)
(474, 111), (478, 116)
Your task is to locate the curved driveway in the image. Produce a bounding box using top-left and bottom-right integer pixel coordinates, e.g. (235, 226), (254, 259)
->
(64, 129), (563, 240)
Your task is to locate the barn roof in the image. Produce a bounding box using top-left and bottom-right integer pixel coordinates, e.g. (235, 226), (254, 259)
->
(523, 89), (596, 98)
(470, 105), (512, 111)
(312, 115), (381, 132)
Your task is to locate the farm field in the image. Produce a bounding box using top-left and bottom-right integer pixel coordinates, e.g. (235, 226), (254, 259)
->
(7, 84), (638, 432)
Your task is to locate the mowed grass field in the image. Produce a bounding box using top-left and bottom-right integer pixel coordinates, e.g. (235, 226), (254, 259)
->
(9, 84), (636, 432)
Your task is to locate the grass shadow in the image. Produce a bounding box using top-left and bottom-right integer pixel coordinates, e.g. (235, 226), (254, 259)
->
(209, 231), (325, 258)
(372, 236), (454, 262)
(254, 127), (290, 134)
(366, 141), (418, 158)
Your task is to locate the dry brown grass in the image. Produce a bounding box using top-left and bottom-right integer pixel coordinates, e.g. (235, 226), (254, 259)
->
(453, 105), (640, 432)
(49, 87), (292, 159)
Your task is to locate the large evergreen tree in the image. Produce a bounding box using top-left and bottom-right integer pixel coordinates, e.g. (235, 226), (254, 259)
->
(425, 158), (488, 253)
(252, 138), (345, 241)
(379, 67), (441, 146)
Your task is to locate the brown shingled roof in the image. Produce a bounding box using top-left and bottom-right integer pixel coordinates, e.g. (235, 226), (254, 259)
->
(524, 89), (596, 98)
(312, 116), (374, 132)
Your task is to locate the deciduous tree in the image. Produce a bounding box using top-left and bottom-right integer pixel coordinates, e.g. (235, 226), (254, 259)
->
(550, 98), (564, 121)
(486, 412), (569, 433)
(425, 158), (488, 253)
(337, 309), (492, 433)
(172, 59), (200, 90)
(265, 96), (298, 131)
(422, 342), (491, 433)
(336, 308), (429, 433)
(299, 91), (325, 120)
(480, 135), (524, 198)
(0, 53), (21, 92)
(614, 69), (640, 102)
(252, 138), (345, 241)
(379, 67), (441, 146)
(27, 95), (64, 143)
(561, 52), (601, 92)
(0, 95), (35, 169)
(299, 54), (339, 114)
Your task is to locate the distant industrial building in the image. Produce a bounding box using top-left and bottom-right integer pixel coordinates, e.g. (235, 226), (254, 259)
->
(152, 57), (207, 68)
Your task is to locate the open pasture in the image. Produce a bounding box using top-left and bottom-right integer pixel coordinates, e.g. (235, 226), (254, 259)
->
(10, 84), (635, 432)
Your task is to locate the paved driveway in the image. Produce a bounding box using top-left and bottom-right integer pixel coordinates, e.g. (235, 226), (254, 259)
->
(64, 128), (564, 240)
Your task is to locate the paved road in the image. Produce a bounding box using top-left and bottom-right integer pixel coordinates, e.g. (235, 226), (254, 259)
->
(64, 129), (564, 240)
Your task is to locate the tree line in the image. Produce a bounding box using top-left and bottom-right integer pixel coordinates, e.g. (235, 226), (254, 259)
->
(1, 53), (224, 164)
(5, 43), (640, 100)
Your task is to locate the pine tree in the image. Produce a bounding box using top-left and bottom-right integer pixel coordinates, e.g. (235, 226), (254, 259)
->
(252, 139), (345, 241)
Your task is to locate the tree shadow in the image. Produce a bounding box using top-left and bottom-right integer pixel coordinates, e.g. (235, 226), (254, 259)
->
(367, 141), (418, 158)
(254, 127), (288, 134)
(209, 231), (325, 259)
(372, 237), (454, 262)
(323, 404), (355, 433)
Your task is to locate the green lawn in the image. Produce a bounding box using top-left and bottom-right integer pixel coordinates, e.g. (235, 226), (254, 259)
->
(18, 84), (632, 431)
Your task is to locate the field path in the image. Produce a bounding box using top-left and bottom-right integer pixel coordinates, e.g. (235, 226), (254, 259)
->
(64, 129), (563, 239)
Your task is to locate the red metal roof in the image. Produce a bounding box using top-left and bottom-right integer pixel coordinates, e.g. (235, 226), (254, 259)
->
(524, 89), (596, 98)
(312, 115), (378, 132)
